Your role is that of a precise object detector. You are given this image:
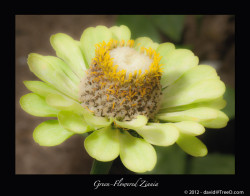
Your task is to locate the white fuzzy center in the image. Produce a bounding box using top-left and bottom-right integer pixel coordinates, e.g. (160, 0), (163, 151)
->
(109, 46), (153, 77)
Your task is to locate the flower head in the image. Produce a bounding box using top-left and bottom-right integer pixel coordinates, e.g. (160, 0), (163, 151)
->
(20, 25), (229, 173)
(79, 39), (163, 121)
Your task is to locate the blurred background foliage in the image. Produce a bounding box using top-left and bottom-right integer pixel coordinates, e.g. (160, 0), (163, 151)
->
(111, 15), (235, 175)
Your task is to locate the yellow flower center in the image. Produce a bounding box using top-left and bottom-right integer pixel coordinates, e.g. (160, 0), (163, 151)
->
(79, 39), (163, 121)
(92, 39), (162, 85)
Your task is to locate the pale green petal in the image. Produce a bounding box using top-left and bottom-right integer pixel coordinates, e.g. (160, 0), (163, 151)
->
(45, 56), (80, 85)
(135, 123), (179, 146)
(156, 42), (175, 55)
(83, 112), (113, 130)
(23, 81), (62, 98)
(156, 107), (218, 122)
(114, 115), (148, 130)
(172, 121), (205, 136)
(176, 133), (207, 157)
(33, 120), (74, 146)
(109, 25), (131, 42)
(160, 49), (199, 88)
(80, 25), (113, 66)
(183, 64), (219, 82)
(74, 40), (86, 58)
(27, 53), (79, 100)
(50, 33), (86, 78)
(156, 42), (175, 58)
(200, 110), (229, 129)
(46, 93), (86, 115)
(119, 131), (157, 173)
(159, 97), (226, 113)
(84, 126), (119, 162)
(161, 65), (225, 109)
(58, 111), (92, 134)
(157, 107), (228, 129)
(134, 37), (159, 51)
(20, 93), (59, 117)
(161, 79), (225, 109)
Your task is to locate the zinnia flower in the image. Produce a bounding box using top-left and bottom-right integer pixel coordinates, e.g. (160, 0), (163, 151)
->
(20, 25), (229, 173)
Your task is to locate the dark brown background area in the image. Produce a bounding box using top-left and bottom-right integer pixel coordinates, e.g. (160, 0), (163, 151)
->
(15, 15), (235, 174)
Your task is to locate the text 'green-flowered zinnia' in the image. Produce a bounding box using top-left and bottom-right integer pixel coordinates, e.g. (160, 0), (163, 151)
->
(20, 25), (229, 173)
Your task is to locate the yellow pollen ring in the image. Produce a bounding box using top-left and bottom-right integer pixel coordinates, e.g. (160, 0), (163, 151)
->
(92, 39), (162, 84)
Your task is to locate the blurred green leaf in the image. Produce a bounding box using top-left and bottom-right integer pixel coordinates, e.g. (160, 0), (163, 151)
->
(222, 85), (235, 119)
(150, 15), (186, 43)
(175, 44), (193, 50)
(195, 15), (204, 20)
(116, 15), (161, 43)
(188, 153), (235, 174)
(145, 144), (187, 174)
(195, 15), (204, 25)
(195, 15), (204, 35)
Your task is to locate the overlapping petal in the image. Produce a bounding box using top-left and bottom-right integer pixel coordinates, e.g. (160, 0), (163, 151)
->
(200, 110), (229, 128)
(23, 81), (63, 98)
(156, 42), (175, 57)
(160, 65), (225, 109)
(134, 37), (159, 51)
(58, 111), (92, 134)
(83, 112), (113, 130)
(27, 53), (79, 100)
(156, 107), (218, 122)
(109, 25), (131, 42)
(85, 124), (158, 173)
(84, 126), (120, 162)
(50, 33), (87, 79)
(20, 93), (59, 117)
(33, 120), (74, 146)
(172, 121), (205, 136)
(119, 131), (157, 173)
(134, 123), (179, 146)
(159, 48), (199, 88)
(156, 107), (229, 129)
(45, 56), (81, 86)
(176, 133), (208, 157)
(80, 26), (113, 66)
(159, 97), (226, 113)
(46, 93), (85, 115)
(114, 115), (148, 130)
(80, 25), (132, 67)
